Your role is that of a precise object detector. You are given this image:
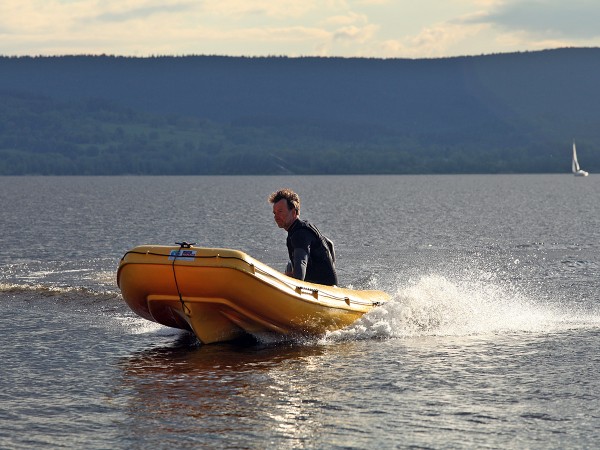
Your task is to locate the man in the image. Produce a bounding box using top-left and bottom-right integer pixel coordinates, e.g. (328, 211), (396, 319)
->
(268, 188), (338, 286)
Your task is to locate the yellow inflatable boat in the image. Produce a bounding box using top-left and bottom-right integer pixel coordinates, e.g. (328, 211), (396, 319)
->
(117, 244), (389, 344)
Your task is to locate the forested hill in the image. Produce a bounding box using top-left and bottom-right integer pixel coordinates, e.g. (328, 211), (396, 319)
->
(1, 48), (599, 175)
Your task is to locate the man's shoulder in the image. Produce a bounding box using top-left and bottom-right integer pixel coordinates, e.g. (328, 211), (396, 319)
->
(288, 220), (316, 242)
(288, 219), (305, 233)
(289, 220), (316, 235)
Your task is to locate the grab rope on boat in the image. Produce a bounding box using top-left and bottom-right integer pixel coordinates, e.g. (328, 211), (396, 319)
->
(171, 241), (196, 316)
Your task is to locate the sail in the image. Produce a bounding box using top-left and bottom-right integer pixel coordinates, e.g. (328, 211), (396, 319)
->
(572, 142), (580, 173)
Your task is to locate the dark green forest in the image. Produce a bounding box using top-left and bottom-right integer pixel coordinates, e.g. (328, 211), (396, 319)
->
(1, 49), (599, 175)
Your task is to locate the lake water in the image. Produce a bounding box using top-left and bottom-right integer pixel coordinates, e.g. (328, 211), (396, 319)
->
(1, 174), (599, 449)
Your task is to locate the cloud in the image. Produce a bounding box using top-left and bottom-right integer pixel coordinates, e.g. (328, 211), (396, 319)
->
(379, 21), (489, 58)
(0, 1), (75, 34)
(2, 0), (599, 58)
(333, 24), (378, 43)
(355, 0), (389, 4)
(199, 0), (317, 19)
(216, 25), (329, 42)
(469, 0), (600, 39)
(91, 2), (194, 23)
(321, 11), (378, 44)
(322, 11), (369, 27)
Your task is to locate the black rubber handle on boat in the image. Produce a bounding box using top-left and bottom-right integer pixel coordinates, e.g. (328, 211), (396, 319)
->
(175, 241), (196, 248)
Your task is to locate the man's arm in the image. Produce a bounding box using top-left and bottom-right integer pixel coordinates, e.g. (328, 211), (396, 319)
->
(292, 248), (309, 280)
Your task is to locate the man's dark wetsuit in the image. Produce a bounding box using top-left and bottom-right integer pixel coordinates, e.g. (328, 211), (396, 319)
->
(286, 219), (338, 286)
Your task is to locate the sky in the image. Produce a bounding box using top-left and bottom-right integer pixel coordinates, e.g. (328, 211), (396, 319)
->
(1, 0), (600, 59)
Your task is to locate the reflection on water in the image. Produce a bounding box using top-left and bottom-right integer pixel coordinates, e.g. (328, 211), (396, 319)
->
(115, 329), (600, 448)
(118, 336), (329, 448)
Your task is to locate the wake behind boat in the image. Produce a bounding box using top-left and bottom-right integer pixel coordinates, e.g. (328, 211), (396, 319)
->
(572, 141), (589, 177)
(117, 244), (390, 344)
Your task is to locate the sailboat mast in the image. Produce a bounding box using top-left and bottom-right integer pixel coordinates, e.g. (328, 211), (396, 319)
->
(572, 141), (580, 173)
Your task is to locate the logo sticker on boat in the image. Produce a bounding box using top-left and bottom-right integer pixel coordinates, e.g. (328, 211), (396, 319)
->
(168, 250), (197, 261)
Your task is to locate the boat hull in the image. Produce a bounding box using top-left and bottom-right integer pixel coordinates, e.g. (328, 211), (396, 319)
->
(117, 245), (389, 344)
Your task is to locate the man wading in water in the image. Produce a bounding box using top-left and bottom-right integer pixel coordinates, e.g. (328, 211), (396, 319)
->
(268, 189), (338, 286)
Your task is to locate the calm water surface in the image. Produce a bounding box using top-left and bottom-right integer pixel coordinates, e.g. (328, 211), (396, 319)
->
(1, 175), (599, 449)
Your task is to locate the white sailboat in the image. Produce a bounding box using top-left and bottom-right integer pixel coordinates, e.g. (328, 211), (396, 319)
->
(572, 141), (589, 177)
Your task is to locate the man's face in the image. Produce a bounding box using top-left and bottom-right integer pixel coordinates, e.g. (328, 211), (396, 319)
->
(272, 199), (297, 230)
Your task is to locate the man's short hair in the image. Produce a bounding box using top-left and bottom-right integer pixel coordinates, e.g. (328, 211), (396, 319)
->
(268, 189), (300, 213)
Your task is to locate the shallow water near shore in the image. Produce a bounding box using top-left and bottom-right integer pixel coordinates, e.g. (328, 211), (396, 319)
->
(1, 174), (599, 448)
